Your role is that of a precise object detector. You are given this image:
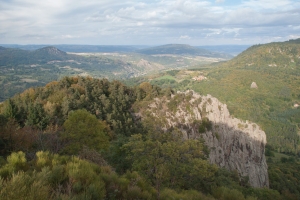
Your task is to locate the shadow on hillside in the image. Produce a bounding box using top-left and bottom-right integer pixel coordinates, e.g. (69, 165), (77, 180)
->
(173, 121), (269, 188)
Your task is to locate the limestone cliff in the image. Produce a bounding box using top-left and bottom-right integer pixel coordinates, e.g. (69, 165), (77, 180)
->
(141, 90), (269, 188)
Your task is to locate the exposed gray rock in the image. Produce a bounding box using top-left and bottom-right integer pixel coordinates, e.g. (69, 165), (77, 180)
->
(251, 82), (258, 89)
(143, 90), (269, 188)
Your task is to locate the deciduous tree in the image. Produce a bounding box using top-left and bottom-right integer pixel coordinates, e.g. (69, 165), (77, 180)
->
(62, 109), (109, 154)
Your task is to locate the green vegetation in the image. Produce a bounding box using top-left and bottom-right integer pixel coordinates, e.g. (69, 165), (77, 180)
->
(124, 131), (217, 197)
(136, 40), (300, 156)
(0, 77), (290, 199)
(153, 75), (176, 81)
(266, 146), (300, 199)
(62, 109), (110, 154)
(198, 117), (213, 133)
(0, 151), (158, 200)
(121, 39), (300, 199)
(0, 46), (223, 101)
(1, 39), (300, 199)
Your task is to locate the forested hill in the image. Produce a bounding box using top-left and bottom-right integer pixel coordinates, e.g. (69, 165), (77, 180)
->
(165, 39), (299, 155)
(224, 39), (300, 69)
(0, 77), (289, 199)
(116, 38), (300, 197)
(123, 39), (300, 198)
(0, 46), (74, 66)
(0, 77), (147, 134)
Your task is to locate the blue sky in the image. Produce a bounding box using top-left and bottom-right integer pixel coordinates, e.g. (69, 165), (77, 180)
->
(0, 0), (300, 45)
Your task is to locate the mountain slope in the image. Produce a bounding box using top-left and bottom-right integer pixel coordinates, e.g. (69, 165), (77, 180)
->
(0, 47), (31, 65)
(135, 90), (269, 187)
(136, 39), (300, 155)
(2, 77), (291, 199)
(0, 46), (6, 51)
(226, 40), (300, 69)
(0, 46), (73, 66)
(0, 77), (268, 188)
(34, 46), (67, 56)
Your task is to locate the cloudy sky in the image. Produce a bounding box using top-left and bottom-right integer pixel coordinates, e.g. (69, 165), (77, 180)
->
(1, 0), (300, 45)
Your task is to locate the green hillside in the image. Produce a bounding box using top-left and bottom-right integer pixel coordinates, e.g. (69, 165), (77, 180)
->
(225, 39), (300, 70)
(201, 39), (300, 154)
(0, 46), (73, 66)
(128, 39), (300, 155)
(0, 77), (289, 199)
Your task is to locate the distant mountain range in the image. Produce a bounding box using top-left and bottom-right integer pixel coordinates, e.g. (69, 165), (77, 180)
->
(197, 45), (250, 56)
(0, 46), (73, 66)
(1, 44), (235, 58)
(135, 44), (233, 59)
(0, 44), (147, 53)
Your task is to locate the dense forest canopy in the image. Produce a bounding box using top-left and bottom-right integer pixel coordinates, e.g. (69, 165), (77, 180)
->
(0, 76), (298, 199)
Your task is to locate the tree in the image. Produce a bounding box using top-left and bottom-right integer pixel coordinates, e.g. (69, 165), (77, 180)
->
(62, 109), (109, 154)
(25, 102), (49, 130)
(123, 130), (217, 198)
(3, 99), (16, 119)
(0, 117), (20, 155)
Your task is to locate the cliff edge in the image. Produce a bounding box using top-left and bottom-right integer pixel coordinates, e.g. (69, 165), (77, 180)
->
(141, 90), (269, 188)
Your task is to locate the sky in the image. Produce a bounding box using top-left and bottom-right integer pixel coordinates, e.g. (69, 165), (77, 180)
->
(0, 0), (300, 45)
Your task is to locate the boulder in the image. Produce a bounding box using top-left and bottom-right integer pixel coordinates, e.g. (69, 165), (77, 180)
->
(251, 82), (258, 89)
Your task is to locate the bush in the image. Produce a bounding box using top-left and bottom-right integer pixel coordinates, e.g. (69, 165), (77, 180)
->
(213, 186), (247, 200)
(199, 117), (212, 133)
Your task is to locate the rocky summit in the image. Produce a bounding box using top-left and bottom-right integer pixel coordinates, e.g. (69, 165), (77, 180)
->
(143, 90), (269, 188)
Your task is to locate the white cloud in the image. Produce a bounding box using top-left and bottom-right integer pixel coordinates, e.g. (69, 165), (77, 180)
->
(0, 0), (299, 45)
(288, 35), (300, 39)
(242, 0), (294, 10)
(60, 35), (80, 39)
(180, 35), (191, 39)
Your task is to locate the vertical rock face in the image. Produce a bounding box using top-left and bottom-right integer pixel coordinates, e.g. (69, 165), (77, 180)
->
(143, 90), (269, 188)
(198, 94), (268, 188)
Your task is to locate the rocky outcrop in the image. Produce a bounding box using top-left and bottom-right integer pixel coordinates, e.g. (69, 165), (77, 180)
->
(251, 82), (258, 89)
(143, 90), (269, 188)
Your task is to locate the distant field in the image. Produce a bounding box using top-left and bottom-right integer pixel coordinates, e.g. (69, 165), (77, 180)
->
(21, 78), (38, 83)
(154, 75), (177, 81)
